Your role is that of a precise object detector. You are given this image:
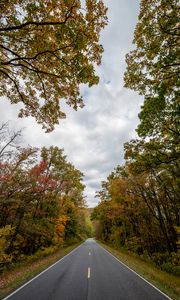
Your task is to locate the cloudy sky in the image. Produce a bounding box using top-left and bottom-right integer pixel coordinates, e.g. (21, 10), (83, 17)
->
(0, 0), (143, 207)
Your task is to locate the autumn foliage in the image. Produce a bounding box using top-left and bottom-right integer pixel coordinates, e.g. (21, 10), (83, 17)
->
(92, 0), (180, 275)
(0, 123), (89, 271)
(0, 0), (107, 131)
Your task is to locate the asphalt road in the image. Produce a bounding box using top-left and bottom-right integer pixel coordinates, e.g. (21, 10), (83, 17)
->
(4, 239), (171, 300)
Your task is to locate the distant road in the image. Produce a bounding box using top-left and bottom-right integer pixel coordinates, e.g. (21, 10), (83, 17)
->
(3, 239), (171, 300)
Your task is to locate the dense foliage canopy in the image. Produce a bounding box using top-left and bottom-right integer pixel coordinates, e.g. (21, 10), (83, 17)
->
(0, 0), (107, 131)
(0, 123), (90, 270)
(92, 0), (180, 275)
(124, 0), (179, 138)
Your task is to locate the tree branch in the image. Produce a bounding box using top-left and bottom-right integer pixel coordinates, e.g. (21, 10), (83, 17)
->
(0, 69), (24, 102)
(0, 5), (77, 32)
(0, 43), (72, 65)
(7, 62), (62, 78)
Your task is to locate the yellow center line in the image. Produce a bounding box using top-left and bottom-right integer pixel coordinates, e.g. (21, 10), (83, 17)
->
(88, 267), (91, 279)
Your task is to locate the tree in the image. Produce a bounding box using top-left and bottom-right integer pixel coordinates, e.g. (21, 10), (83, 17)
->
(124, 0), (179, 138)
(0, 122), (22, 160)
(123, 0), (180, 257)
(0, 0), (107, 131)
(92, 0), (180, 274)
(0, 125), (89, 266)
(93, 162), (179, 258)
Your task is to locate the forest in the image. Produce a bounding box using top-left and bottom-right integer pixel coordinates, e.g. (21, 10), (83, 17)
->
(0, 123), (92, 272)
(92, 0), (180, 276)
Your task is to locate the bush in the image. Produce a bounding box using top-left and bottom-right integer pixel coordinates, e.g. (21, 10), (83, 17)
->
(151, 251), (180, 276)
(125, 236), (142, 254)
(161, 262), (180, 276)
(151, 252), (170, 266)
(0, 225), (14, 272)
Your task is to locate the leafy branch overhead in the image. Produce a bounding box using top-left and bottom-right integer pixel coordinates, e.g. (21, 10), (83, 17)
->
(0, 0), (108, 131)
(124, 0), (179, 138)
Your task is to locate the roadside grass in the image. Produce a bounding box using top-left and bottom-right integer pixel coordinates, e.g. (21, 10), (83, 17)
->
(0, 242), (82, 300)
(98, 241), (180, 300)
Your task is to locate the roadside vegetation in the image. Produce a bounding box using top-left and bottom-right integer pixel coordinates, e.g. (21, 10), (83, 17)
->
(92, 1), (179, 299)
(0, 123), (91, 276)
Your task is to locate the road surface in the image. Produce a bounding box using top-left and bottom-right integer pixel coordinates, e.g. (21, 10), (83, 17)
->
(3, 239), (171, 300)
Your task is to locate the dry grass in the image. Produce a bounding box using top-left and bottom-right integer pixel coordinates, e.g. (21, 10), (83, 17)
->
(98, 241), (180, 300)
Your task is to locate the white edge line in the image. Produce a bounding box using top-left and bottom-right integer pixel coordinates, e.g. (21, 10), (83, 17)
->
(98, 244), (172, 300)
(3, 243), (84, 300)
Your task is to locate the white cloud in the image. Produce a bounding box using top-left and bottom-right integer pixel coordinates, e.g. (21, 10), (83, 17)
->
(0, 0), (143, 207)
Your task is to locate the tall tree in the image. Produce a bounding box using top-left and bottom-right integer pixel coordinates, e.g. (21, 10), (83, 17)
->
(0, 0), (107, 131)
(124, 0), (179, 138)
(0, 126), (88, 266)
(92, 0), (180, 274)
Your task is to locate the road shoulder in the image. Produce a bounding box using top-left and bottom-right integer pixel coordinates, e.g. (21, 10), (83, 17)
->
(0, 242), (83, 300)
(97, 241), (180, 300)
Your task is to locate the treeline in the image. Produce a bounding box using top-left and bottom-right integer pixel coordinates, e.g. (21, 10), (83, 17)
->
(0, 123), (89, 271)
(92, 0), (180, 275)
